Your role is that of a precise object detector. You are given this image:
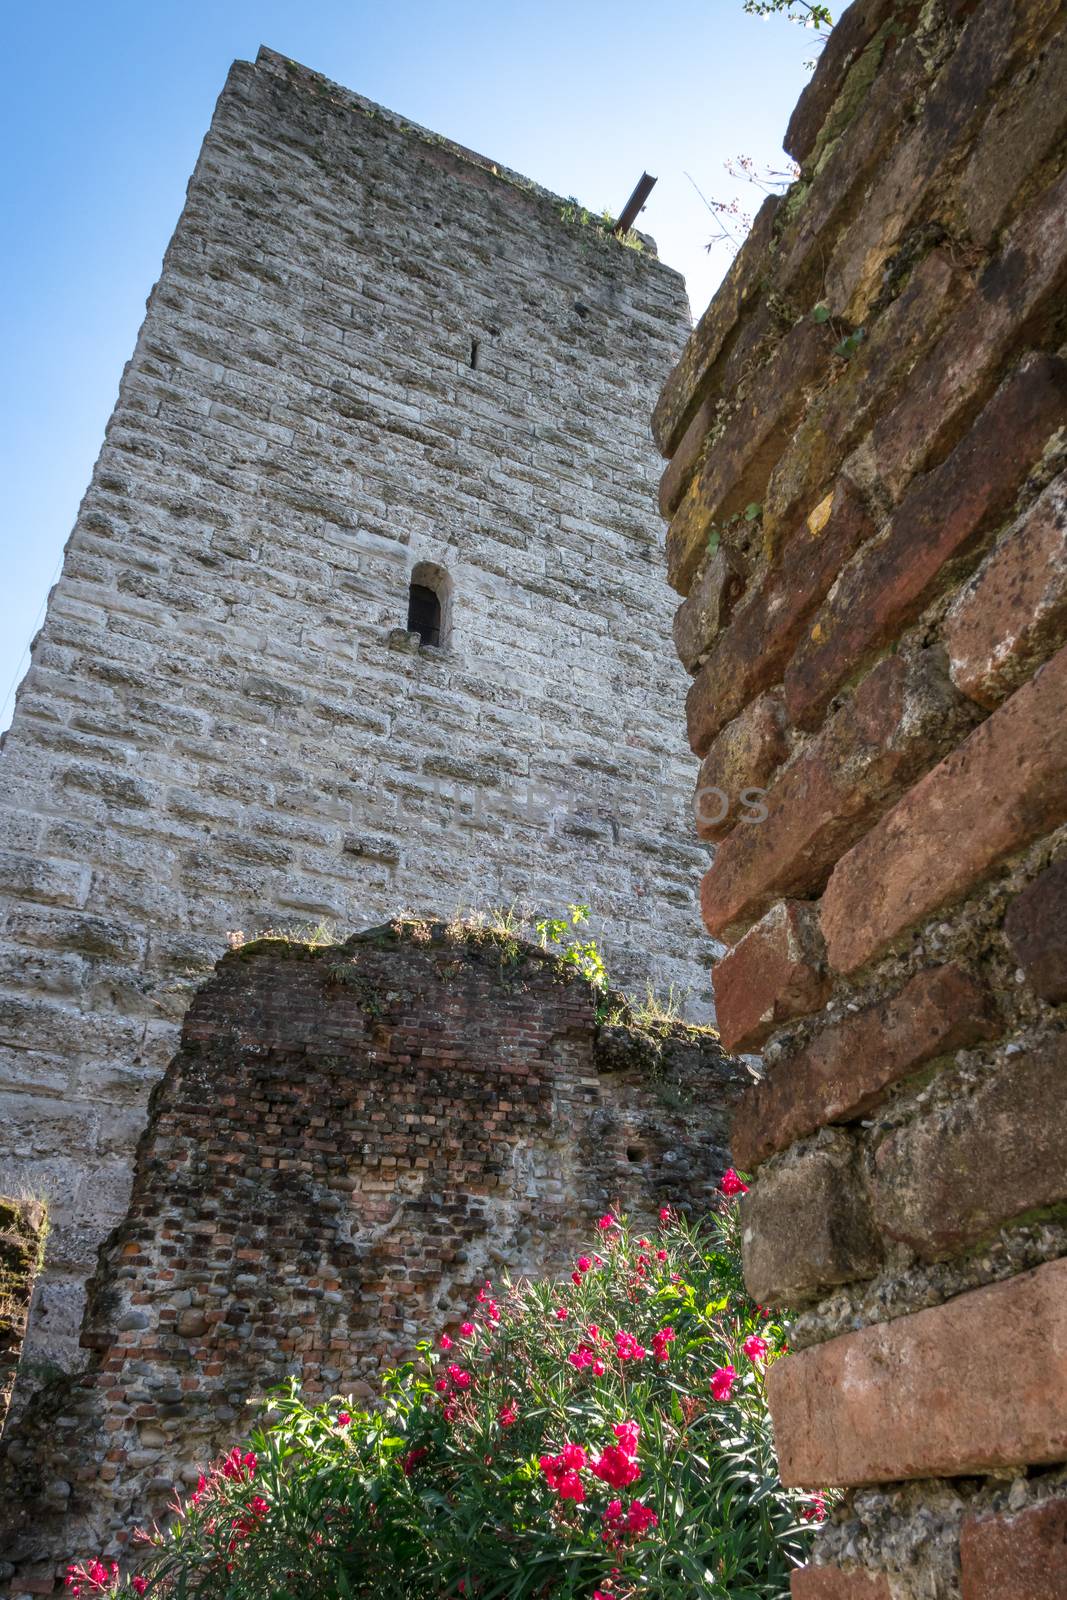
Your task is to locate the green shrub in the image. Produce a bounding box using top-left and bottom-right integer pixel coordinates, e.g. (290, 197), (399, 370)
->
(68, 1181), (823, 1599)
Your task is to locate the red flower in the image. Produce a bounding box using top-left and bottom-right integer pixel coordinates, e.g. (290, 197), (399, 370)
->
(651, 1325), (676, 1362)
(801, 1491), (828, 1523)
(540, 1443), (587, 1500)
(440, 1333), (453, 1349)
(658, 1204), (673, 1223)
(568, 1345), (595, 1369)
(221, 1447), (256, 1481)
(577, 1256), (592, 1272)
(597, 1214), (617, 1230)
(743, 1334), (769, 1363)
(447, 1363), (471, 1390)
(476, 1281), (493, 1303)
(571, 1271), (583, 1286)
(498, 1401), (519, 1426)
(554, 1306), (569, 1321)
(591, 1445), (641, 1489)
(402, 1446), (428, 1476)
(132, 1582), (148, 1597)
(614, 1330), (646, 1362)
(721, 1168), (748, 1196)
(612, 1420), (639, 1456)
(625, 1499), (659, 1536)
(710, 1364), (737, 1401)
(656, 1249), (667, 1261)
(592, 1357), (606, 1376)
(337, 1411), (351, 1427)
(460, 1321), (475, 1337)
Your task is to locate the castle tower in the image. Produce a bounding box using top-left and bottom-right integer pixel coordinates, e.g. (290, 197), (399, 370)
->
(0, 48), (700, 1376)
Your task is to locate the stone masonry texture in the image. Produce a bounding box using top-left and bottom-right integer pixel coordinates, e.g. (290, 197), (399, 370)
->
(0, 48), (704, 1382)
(0, 922), (750, 1582)
(652, 0), (1067, 1592)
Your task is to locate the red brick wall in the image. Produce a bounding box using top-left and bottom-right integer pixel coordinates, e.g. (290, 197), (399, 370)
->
(0, 923), (747, 1589)
(654, 0), (1067, 1592)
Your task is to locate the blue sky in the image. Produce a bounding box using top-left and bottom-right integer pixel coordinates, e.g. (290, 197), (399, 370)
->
(0, 0), (817, 729)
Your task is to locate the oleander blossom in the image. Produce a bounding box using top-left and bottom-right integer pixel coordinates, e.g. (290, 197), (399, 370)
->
(743, 1333), (769, 1363)
(710, 1364), (738, 1401)
(721, 1168), (749, 1196)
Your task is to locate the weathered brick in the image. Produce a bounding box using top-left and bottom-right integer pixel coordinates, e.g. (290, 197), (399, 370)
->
(960, 1497), (1067, 1600)
(786, 354), (1067, 732)
(824, 0), (1065, 321)
(773, 35), (930, 306)
(954, 26), (1067, 246)
(694, 693), (789, 845)
(701, 650), (975, 941)
(762, 249), (964, 557)
(867, 165), (1067, 503)
(946, 472), (1067, 708)
(742, 1134), (882, 1307)
(685, 481), (876, 754)
(871, 1032), (1067, 1260)
(673, 545), (747, 674)
(0, 850), (90, 910)
(666, 319), (833, 596)
(783, 0), (904, 164)
(731, 964), (997, 1172)
(1004, 861), (1067, 1004)
(767, 1257), (1067, 1488)
(791, 1567), (893, 1600)
(711, 899), (829, 1054)
(821, 644), (1067, 974)
(651, 194), (779, 458)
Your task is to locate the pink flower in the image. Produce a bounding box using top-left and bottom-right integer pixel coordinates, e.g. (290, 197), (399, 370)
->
(801, 1491), (828, 1523)
(597, 1214), (617, 1230)
(658, 1204), (673, 1223)
(614, 1330), (646, 1362)
(540, 1443), (588, 1499)
(568, 1345), (595, 1369)
(721, 1168), (748, 1196)
(656, 1249), (667, 1261)
(556, 1469), (585, 1502)
(604, 1498), (623, 1521)
(710, 1364), (737, 1401)
(591, 1445), (642, 1489)
(592, 1357), (606, 1376)
(476, 1281), (493, 1303)
(743, 1334), (769, 1363)
(625, 1499), (659, 1536)
(440, 1333), (453, 1349)
(577, 1256), (592, 1272)
(572, 1271), (583, 1286)
(498, 1401), (519, 1426)
(435, 1377), (449, 1393)
(402, 1446), (428, 1476)
(651, 1325), (675, 1362)
(447, 1364), (471, 1390)
(555, 1306), (569, 1321)
(460, 1321), (475, 1337)
(613, 1420), (640, 1457)
(132, 1582), (148, 1597)
(337, 1411), (351, 1427)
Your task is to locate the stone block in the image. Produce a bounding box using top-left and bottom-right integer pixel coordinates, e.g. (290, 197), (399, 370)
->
(731, 964), (997, 1172)
(685, 480), (876, 755)
(673, 545), (747, 673)
(695, 693), (788, 845)
(742, 1134), (882, 1306)
(871, 1032), (1067, 1260)
(869, 166), (1067, 504)
(652, 194), (780, 458)
(946, 472), (1067, 708)
(666, 318), (833, 596)
(960, 1497), (1067, 1600)
(711, 899), (829, 1054)
(0, 851), (89, 910)
(791, 1569), (893, 1600)
(1004, 861), (1067, 1004)
(783, 0), (903, 163)
(701, 650), (975, 941)
(821, 644), (1067, 974)
(767, 1257), (1067, 1487)
(786, 354), (1067, 732)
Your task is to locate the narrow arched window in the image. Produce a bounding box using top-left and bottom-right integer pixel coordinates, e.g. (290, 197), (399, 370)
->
(407, 561), (451, 649)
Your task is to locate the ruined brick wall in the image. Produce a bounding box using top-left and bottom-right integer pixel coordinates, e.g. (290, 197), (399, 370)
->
(0, 47), (702, 1378)
(653, 0), (1067, 1594)
(0, 924), (748, 1588)
(0, 1201), (46, 1438)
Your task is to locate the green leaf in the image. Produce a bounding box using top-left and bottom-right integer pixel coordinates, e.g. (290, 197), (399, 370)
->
(811, 301), (831, 323)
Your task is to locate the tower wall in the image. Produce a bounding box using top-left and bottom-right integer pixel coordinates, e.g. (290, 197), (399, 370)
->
(0, 48), (699, 1375)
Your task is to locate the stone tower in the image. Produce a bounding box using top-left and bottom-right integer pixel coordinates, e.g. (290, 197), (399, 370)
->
(0, 48), (701, 1375)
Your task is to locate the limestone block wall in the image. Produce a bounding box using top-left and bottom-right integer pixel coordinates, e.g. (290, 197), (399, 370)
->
(0, 48), (702, 1375)
(653, 0), (1067, 1594)
(0, 923), (749, 1586)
